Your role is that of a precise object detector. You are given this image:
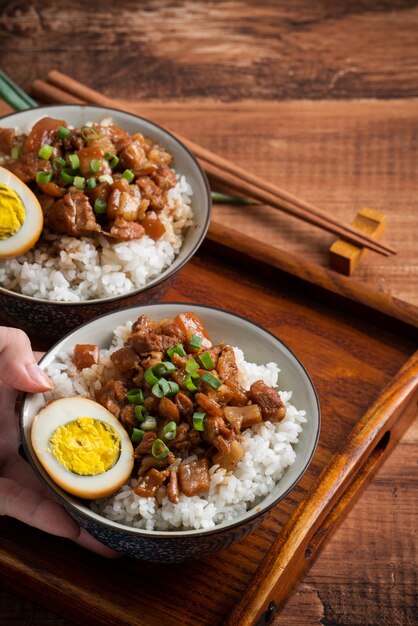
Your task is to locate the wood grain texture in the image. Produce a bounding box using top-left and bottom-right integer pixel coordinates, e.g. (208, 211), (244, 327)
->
(1, 0), (418, 100)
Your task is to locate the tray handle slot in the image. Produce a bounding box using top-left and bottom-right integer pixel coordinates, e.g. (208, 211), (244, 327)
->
(224, 350), (418, 626)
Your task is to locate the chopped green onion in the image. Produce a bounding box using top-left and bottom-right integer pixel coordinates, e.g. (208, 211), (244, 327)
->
(145, 367), (159, 386)
(94, 198), (107, 214)
(38, 144), (53, 160)
(185, 373), (199, 392)
(189, 334), (203, 351)
(126, 388), (144, 404)
(185, 357), (199, 375)
(167, 381), (180, 395)
(193, 412), (206, 431)
(90, 159), (101, 174)
(57, 126), (70, 140)
(153, 361), (176, 377)
(68, 153), (80, 170)
(98, 174), (113, 184)
(201, 371), (222, 390)
(35, 171), (52, 185)
(81, 125), (100, 141)
(122, 169), (134, 182)
(152, 381), (165, 398)
(52, 156), (66, 171)
(60, 170), (74, 185)
(131, 428), (144, 444)
(109, 155), (119, 169)
(160, 378), (172, 396)
(134, 405), (146, 422)
(163, 421), (177, 441)
(199, 351), (214, 370)
(86, 177), (96, 189)
(105, 153), (120, 169)
(152, 438), (169, 460)
(166, 343), (186, 359)
(11, 146), (22, 160)
(73, 176), (85, 190)
(142, 416), (157, 431)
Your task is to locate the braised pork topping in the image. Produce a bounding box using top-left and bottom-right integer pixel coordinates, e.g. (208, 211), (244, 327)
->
(76, 312), (287, 499)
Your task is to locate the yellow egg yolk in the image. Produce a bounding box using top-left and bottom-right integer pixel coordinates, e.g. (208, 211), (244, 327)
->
(0, 183), (26, 240)
(49, 417), (121, 476)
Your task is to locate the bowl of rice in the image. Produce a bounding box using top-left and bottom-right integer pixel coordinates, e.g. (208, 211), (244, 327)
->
(20, 303), (320, 562)
(0, 105), (211, 340)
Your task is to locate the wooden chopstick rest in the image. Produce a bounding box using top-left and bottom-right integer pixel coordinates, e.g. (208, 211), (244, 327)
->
(329, 208), (386, 275)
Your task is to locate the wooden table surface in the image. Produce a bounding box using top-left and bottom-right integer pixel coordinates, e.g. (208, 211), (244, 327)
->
(0, 1), (417, 624)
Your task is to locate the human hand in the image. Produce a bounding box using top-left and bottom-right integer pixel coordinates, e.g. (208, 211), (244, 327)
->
(0, 327), (117, 557)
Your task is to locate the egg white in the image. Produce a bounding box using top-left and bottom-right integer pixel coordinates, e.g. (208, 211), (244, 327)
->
(0, 166), (43, 258)
(31, 397), (134, 499)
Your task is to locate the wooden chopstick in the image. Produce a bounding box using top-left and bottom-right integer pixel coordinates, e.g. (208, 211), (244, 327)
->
(33, 71), (395, 256)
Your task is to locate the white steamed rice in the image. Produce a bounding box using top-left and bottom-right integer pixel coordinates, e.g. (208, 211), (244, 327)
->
(0, 176), (193, 301)
(44, 323), (307, 531)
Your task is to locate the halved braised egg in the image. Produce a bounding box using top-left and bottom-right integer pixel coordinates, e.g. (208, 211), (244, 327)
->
(31, 397), (134, 499)
(0, 166), (43, 258)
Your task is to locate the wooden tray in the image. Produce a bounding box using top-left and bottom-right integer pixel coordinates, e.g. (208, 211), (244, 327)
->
(0, 237), (417, 626)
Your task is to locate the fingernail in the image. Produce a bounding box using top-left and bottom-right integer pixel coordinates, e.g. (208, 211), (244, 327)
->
(26, 363), (54, 389)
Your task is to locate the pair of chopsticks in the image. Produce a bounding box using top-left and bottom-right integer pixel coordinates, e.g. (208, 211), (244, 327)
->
(29, 70), (395, 257)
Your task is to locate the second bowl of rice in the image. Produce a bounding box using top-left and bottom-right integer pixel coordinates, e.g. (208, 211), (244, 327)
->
(0, 105), (211, 340)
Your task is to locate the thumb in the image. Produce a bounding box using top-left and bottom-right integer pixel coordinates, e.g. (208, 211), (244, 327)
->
(0, 327), (53, 392)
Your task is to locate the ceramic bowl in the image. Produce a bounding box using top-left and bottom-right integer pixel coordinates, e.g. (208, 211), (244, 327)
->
(0, 106), (211, 341)
(20, 303), (320, 563)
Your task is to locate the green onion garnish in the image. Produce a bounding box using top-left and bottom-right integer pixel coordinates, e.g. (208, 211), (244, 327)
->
(152, 381), (165, 398)
(122, 169), (134, 182)
(153, 361), (177, 377)
(160, 378), (172, 396)
(94, 198), (107, 214)
(151, 438), (169, 460)
(126, 388), (144, 404)
(167, 381), (180, 395)
(131, 428), (144, 444)
(57, 126), (70, 140)
(35, 171), (52, 185)
(185, 357), (199, 375)
(105, 153), (119, 169)
(11, 146), (22, 160)
(86, 177), (96, 189)
(185, 373), (199, 392)
(163, 421), (177, 441)
(52, 156), (66, 171)
(142, 416), (157, 431)
(166, 343), (186, 359)
(145, 368), (159, 386)
(189, 334), (203, 351)
(98, 174), (113, 184)
(90, 159), (101, 174)
(199, 351), (214, 370)
(109, 155), (119, 169)
(60, 169), (74, 184)
(38, 144), (53, 160)
(193, 412), (206, 431)
(81, 125), (100, 141)
(73, 176), (85, 190)
(201, 371), (222, 390)
(134, 405), (146, 422)
(68, 153), (80, 170)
